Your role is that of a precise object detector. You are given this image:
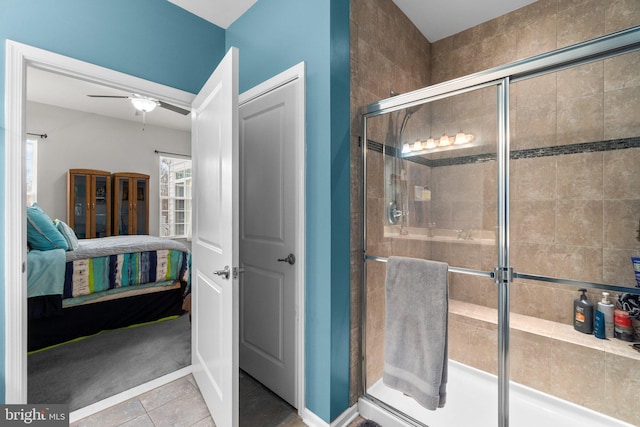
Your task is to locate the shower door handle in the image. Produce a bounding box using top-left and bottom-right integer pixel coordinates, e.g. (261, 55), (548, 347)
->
(277, 254), (296, 265)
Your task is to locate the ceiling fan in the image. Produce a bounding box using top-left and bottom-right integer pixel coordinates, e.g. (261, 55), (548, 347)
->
(87, 93), (190, 115)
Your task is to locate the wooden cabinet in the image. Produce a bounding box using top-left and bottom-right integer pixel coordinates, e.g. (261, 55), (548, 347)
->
(112, 172), (150, 235)
(67, 169), (111, 238)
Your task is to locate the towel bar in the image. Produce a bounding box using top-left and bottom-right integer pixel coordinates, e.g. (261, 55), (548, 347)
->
(364, 254), (494, 278)
(365, 254), (640, 296)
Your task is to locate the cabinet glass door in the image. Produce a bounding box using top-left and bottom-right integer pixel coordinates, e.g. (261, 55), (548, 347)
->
(135, 178), (148, 234)
(118, 177), (130, 235)
(94, 175), (109, 237)
(72, 175), (88, 238)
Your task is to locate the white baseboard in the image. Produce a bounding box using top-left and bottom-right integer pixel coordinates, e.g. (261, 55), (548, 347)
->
(69, 366), (193, 423)
(301, 404), (359, 427)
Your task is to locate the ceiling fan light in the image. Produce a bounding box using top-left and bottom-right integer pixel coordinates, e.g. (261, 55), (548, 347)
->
(131, 97), (158, 113)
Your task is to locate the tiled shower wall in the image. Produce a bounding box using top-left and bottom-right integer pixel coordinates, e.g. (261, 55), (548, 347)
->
(349, 0), (430, 405)
(350, 0), (640, 415)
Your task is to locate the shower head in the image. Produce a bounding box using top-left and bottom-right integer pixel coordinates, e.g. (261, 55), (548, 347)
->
(405, 103), (423, 116)
(399, 103), (422, 137)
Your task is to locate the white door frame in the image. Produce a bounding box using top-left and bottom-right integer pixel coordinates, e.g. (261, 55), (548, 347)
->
(239, 62), (306, 413)
(4, 40), (195, 403)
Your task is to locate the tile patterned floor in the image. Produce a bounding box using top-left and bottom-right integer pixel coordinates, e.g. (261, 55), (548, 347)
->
(71, 373), (367, 427)
(71, 375), (213, 427)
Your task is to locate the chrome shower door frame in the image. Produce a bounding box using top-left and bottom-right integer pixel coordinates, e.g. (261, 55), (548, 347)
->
(360, 26), (640, 427)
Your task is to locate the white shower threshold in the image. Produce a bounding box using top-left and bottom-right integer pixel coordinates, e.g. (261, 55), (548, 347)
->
(359, 360), (634, 427)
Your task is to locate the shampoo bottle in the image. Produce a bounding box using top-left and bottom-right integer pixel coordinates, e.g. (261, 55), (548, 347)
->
(573, 288), (594, 334)
(597, 292), (614, 339)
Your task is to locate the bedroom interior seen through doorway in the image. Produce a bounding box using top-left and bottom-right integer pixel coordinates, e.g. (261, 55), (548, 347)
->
(24, 64), (193, 414)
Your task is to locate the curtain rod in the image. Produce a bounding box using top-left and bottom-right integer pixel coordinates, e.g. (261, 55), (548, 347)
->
(27, 132), (47, 139)
(154, 149), (191, 159)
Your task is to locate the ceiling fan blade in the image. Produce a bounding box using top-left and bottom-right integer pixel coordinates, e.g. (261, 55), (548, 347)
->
(88, 94), (190, 116)
(87, 95), (130, 99)
(158, 100), (190, 116)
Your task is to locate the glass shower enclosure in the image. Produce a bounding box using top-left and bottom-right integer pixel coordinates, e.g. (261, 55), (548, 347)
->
(360, 27), (640, 427)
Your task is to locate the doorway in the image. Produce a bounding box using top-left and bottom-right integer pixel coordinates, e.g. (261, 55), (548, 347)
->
(6, 41), (306, 425)
(5, 40), (197, 405)
(238, 62), (306, 409)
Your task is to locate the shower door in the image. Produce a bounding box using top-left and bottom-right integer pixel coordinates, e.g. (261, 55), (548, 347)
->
(362, 81), (504, 426)
(507, 48), (640, 427)
(361, 27), (640, 427)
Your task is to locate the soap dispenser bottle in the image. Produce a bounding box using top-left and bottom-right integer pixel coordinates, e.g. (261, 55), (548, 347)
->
(573, 288), (594, 334)
(596, 292), (614, 339)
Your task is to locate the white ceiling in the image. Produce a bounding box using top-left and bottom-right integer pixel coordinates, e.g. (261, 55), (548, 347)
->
(392, 0), (537, 42)
(167, 0), (257, 29)
(28, 1), (537, 131)
(167, 0), (537, 42)
(27, 67), (191, 132)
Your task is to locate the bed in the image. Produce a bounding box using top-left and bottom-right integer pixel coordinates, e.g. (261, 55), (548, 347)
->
(27, 235), (191, 352)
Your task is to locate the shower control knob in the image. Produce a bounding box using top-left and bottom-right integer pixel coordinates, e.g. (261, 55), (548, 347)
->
(277, 253), (296, 265)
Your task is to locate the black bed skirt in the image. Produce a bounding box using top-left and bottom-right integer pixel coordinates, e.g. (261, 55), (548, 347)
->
(28, 284), (186, 352)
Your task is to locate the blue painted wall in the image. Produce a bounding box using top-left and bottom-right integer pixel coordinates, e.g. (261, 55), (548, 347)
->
(226, 0), (351, 422)
(0, 0), (226, 403)
(1, 0), (351, 421)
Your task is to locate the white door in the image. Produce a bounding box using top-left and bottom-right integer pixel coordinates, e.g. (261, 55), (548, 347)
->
(238, 75), (300, 407)
(191, 47), (239, 427)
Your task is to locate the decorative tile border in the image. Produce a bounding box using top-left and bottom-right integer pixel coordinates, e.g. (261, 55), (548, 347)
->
(366, 137), (640, 167)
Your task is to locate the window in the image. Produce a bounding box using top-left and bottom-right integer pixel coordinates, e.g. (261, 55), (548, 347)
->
(159, 156), (192, 238)
(26, 138), (37, 206)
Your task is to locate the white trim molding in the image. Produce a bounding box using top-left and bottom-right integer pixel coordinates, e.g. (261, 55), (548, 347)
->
(4, 39), (194, 404)
(5, 38), (29, 405)
(301, 405), (359, 427)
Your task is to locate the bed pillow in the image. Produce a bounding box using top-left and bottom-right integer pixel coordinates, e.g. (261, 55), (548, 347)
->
(54, 219), (79, 251)
(26, 203), (69, 251)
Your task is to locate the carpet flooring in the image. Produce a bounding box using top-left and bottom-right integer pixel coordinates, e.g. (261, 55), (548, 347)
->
(28, 313), (191, 411)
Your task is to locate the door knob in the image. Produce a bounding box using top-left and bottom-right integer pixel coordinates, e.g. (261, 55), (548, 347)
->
(277, 253), (296, 265)
(214, 266), (230, 280)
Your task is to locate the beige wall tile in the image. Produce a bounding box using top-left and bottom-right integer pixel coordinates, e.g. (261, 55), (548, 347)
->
(514, 156), (557, 201)
(556, 152), (603, 200)
(511, 243), (556, 277)
(557, 94), (604, 144)
(549, 340), (605, 410)
(604, 199), (640, 250)
(515, 72), (557, 110)
(604, 148), (640, 200)
(603, 248), (640, 287)
(604, 50), (640, 92)
(366, 197), (384, 247)
(513, 106), (557, 150)
(556, 200), (603, 247)
(515, 0), (558, 59)
(512, 200), (557, 244)
(510, 330), (552, 390)
(557, 62), (603, 101)
(604, 352), (640, 426)
(447, 314), (470, 363)
(466, 322), (498, 375)
(605, 0), (640, 33)
(604, 85), (640, 140)
(554, 244), (603, 283)
(365, 150), (384, 199)
(557, 0), (605, 48)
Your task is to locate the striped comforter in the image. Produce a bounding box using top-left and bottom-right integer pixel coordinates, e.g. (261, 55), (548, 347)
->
(63, 248), (190, 299)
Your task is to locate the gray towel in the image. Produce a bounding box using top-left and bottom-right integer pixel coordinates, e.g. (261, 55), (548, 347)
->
(383, 256), (448, 410)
